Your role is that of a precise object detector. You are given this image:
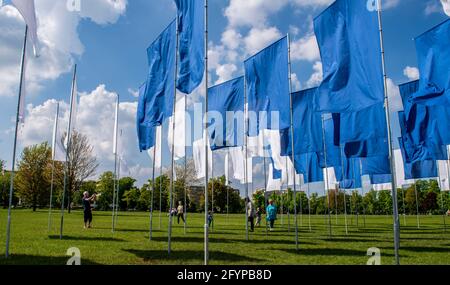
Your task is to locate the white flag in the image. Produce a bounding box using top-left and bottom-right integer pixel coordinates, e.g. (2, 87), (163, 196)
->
(394, 149), (415, 188)
(229, 147), (245, 181)
(147, 125), (162, 169)
(51, 103), (66, 162)
(64, 74), (78, 148)
(112, 96), (119, 155)
(267, 163), (282, 191)
(193, 131), (212, 179)
(17, 52), (28, 124)
(442, 0), (450, 16)
(438, 160), (450, 191)
(240, 157), (253, 184)
(323, 167), (338, 190)
(11, 0), (39, 56)
(168, 94), (186, 161)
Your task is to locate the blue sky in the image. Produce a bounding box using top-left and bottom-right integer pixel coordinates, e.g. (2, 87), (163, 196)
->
(0, 0), (448, 193)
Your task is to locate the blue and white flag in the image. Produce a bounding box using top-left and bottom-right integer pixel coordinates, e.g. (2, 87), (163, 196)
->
(398, 137), (438, 180)
(174, 0), (205, 94)
(245, 36), (290, 132)
(207, 77), (245, 151)
(339, 157), (362, 190)
(313, 0), (384, 113)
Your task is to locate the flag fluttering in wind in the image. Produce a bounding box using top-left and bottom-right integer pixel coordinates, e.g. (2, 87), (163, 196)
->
(409, 19), (450, 107)
(147, 125), (162, 169)
(8, 0), (39, 56)
(245, 36), (290, 133)
(442, 0), (450, 16)
(51, 103), (66, 162)
(193, 131), (212, 179)
(207, 77), (245, 151)
(339, 157), (362, 190)
(64, 67), (78, 150)
(173, 0), (205, 94)
(113, 95), (119, 155)
(168, 94), (187, 161)
(137, 82), (156, 152)
(398, 137), (438, 181)
(313, 0), (383, 113)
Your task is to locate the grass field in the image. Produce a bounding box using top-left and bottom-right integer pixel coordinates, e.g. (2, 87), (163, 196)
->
(0, 209), (448, 265)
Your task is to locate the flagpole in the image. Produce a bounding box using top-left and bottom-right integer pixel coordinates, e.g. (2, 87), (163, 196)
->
(335, 184), (338, 225)
(287, 34), (299, 250)
(149, 128), (156, 241)
(168, 17), (180, 256)
(5, 26), (28, 258)
(378, 0), (401, 265)
(159, 125), (163, 230)
(114, 151), (121, 229)
(413, 181), (420, 229)
(184, 94), (187, 235)
(263, 152), (268, 236)
(211, 155), (214, 231)
(339, 146), (349, 235)
(401, 185), (407, 226)
(321, 115), (332, 238)
(359, 160), (367, 228)
(48, 102), (60, 232)
(243, 77), (249, 242)
(203, 0), (210, 265)
(112, 94), (119, 233)
(307, 179), (312, 232)
(353, 160), (359, 229)
(59, 64), (77, 240)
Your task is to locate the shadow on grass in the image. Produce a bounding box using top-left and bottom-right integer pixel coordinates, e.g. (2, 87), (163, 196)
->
(148, 236), (315, 245)
(48, 235), (126, 242)
(383, 246), (450, 253)
(124, 249), (263, 263)
(277, 248), (397, 257)
(0, 254), (101, 265)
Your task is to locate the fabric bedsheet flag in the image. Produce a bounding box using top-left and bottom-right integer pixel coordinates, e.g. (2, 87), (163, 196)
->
(174, 0), (205, 94)
(313, 0), (384, 113)
(244, 36), (290, 133)
(137, 82), (156, 151)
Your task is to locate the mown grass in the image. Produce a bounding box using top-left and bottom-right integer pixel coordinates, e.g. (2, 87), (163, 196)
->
(0, 209), (448, 265)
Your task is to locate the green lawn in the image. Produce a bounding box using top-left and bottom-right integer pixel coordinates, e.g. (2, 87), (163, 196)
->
(0, 209), (448, 265)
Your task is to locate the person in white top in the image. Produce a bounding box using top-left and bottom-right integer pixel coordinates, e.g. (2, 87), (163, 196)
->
(246, 197), (255, 232)
(177, 201), (185, 224)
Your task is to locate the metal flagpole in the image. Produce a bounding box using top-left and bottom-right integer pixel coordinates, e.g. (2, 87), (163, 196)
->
(204, 0), (210, 265)
(184, 94), (188, 235)
(211, 155), (214, 230)
(335, 184), (338, 225)
(168, 17), (180, 256)
(112, 95), (119, 233)
(340, 146), (349, 235)
(243, 77), (249, 241)
(59, 64), (77, 240)
(114, 151), (121, 229)
(149, 128), (157, 241)
(159, 124), (163, 230)
(287, 34), (299, 250)
(285, 157), (290, 233)
(414, 181), (420, 229)
(263, 153), (268, 235)
(378, 0), (401, 265)
(321, 115), (332, 238)
(5, 26), (28, 258)
(280, 190), (284, 226)
(307, 179), (312, 232)
(353, 160), (359, 229)
(359, 160), (367, 228)
(48, 103), (60, 232)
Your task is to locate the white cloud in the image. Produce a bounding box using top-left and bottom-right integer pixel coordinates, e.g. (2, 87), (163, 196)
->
(306, 61), (323, 88)
(291, 73), (301, 91)
(215, 64), (238, 85)
(224, 0), (289, 28)
(20, 84), (146, 183)
(291, 0), (333, 8)
(244, 27), (282, 55)
(128, 88), (139, 98)
(0, 0), (127, 98)
(290, 34), (320, 62)
(403, 66), (420, 81)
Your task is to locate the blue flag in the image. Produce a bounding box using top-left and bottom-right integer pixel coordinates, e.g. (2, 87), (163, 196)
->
(174, 0), (205, 94)
(207, 77), (245, 151)
(137, 82), (156, 151)
(411, 19), (450, 106)
(339, 157), (362, 189)
(398, 138), (438, 180)
(398, 111), (447, 163)
(318, 116), (342, 169)
(285, 88), (323, 156)
(294, 152), (324, 184)
(370, 174), (391, 185)
(245, 36), (290, 133)
(313, 0), (384, 113)
(142, 20), (176, 127)
(361, 156), (391, 176)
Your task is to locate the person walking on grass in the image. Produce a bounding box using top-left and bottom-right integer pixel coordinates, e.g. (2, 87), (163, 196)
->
(266, 199), (277, 231)
(177, 201), (185, 224)
(255, 207), (262, 227)
(246, 197), (255, 232)
(82, 191), (96, 229)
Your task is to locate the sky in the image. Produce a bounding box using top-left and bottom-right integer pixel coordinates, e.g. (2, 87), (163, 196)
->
(0, 0), (449, 194)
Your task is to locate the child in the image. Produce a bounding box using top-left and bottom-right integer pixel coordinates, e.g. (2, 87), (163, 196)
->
(208, 211), (214, 228)
(255, 207), (262, 227)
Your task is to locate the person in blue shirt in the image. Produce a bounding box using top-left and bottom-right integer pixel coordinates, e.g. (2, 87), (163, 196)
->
(266, 199), (277, 231)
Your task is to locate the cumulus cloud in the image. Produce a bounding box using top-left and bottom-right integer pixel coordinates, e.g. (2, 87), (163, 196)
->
(20, 84), (145, 183)
(403, 66), (420, 81)
(290, 34), (320, 62)
(244, 27), (283, 55)
(0, 0), (127, 98)
(306, 61), (323, 88)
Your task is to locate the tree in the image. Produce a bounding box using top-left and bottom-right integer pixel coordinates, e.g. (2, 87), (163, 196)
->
(15, 143), (52, 211)
(0, 161), (19, 209)
(56, 131), (99, 213)
(95, 172), (115, 211)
